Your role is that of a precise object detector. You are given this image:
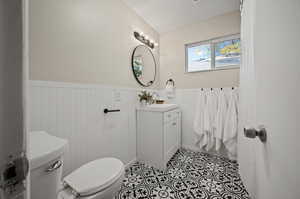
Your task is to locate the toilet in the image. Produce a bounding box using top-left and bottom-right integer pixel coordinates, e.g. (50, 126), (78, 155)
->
(29, 131), (125, 199)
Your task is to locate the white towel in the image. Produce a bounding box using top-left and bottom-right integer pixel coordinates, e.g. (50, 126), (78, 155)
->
(165, 84), (175, 99)
(203, 90), (218, 151)
(193, 91), (207, 149)
(224, 89), (239, 159)
(214, 90), (228, 152)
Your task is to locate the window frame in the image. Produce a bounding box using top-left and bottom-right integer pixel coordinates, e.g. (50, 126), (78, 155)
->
(185, 34), (241, 73)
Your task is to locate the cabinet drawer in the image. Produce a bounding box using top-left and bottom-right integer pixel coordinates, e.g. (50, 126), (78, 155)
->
(164, 109), (179, 123)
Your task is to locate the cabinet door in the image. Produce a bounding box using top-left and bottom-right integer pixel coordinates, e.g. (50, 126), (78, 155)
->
(164, 119), (179, 163)
(137, 111), (164, 169)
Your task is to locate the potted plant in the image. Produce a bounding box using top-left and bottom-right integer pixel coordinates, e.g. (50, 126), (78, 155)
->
(138, 90), (153, 106)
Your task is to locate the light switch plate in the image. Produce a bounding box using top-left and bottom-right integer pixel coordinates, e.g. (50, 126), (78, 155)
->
(113, 90), (121, 102)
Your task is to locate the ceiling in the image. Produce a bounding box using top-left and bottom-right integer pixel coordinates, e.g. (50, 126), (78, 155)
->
(123, 0), (240, 33)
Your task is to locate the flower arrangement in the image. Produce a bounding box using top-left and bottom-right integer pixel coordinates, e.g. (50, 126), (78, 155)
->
(138, 90), (153, 104)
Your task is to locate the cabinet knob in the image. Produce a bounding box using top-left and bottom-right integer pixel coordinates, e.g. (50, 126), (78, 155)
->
(172, 122), (177, 126)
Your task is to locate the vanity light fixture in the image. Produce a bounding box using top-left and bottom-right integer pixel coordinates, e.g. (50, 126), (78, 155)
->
(134, 31), (158, 49)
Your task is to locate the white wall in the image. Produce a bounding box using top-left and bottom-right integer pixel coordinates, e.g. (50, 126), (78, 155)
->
(29, 0), (160, 88)
(29, 81), (141, 176)
(158, 11), (241, 153)
(172, 89), (199, 151)
(28, 0), (160, 176)
(160, 11), (240, 89)
(29, 81), (234, 177)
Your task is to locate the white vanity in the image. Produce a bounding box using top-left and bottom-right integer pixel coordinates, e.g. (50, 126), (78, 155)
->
(137, 104), (181, 170)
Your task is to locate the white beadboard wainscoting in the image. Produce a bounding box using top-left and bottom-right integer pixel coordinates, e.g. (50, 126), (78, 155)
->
(173, 89), (199, 151)
(29, 81), (233, 176)
(29, 81), (141, 176)
(161, 89), (203, 152)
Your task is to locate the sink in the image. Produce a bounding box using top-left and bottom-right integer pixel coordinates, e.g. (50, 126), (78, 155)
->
(137, 104), (178, 112)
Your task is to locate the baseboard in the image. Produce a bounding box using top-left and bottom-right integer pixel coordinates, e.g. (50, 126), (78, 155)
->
(182, 144), (231, 159)
(125, 158), (137, 169)
(182, 144), (203, 152)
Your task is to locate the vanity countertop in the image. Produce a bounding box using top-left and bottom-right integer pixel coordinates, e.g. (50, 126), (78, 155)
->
(136, 104), (179, 112)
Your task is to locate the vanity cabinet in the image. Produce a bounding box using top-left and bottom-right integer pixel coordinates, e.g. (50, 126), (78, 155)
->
(137, 106), (181, 170)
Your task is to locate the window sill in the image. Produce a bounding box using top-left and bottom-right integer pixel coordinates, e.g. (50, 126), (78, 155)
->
(185, 65), (240, 74)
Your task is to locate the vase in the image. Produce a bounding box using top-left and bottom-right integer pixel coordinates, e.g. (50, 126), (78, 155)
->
(140, 100), (147, 106)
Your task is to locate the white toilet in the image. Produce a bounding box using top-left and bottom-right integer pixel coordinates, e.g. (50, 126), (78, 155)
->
(29, 131), (125, 199)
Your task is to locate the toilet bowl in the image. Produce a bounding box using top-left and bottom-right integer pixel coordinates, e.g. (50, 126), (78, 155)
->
(29, 131), (125, 199)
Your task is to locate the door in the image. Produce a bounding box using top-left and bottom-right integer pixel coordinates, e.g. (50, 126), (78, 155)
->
(0, 0), (29, 199)
(239, 0), (300, 199)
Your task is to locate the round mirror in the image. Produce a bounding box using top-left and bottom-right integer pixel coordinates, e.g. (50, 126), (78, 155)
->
(131, 45), (156, 87)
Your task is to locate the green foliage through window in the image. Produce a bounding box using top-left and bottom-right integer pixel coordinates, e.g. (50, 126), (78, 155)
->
(186, 34), (240, 72)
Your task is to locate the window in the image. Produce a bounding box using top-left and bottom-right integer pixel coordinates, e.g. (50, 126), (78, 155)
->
(185, 34), (240, 72)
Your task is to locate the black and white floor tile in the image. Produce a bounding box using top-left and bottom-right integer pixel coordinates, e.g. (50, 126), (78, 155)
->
(116, 148), (250, 199)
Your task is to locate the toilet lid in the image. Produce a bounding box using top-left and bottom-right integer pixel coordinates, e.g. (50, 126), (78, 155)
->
(63, 158), (124, 196)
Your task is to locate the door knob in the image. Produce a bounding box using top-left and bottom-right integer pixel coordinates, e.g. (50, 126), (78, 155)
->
(244, 126), (267, 143)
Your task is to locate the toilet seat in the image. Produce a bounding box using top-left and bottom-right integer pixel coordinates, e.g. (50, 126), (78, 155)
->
(63, 158), (124, 197)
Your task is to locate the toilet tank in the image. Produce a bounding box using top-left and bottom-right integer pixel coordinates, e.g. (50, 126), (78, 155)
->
(29, 131), (68, 199)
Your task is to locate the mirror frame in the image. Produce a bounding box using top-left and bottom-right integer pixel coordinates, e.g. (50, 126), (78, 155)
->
(131, 45), (157, 87)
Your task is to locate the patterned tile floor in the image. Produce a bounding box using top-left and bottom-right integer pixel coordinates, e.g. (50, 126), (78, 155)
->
(115, 148), (250, 199)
